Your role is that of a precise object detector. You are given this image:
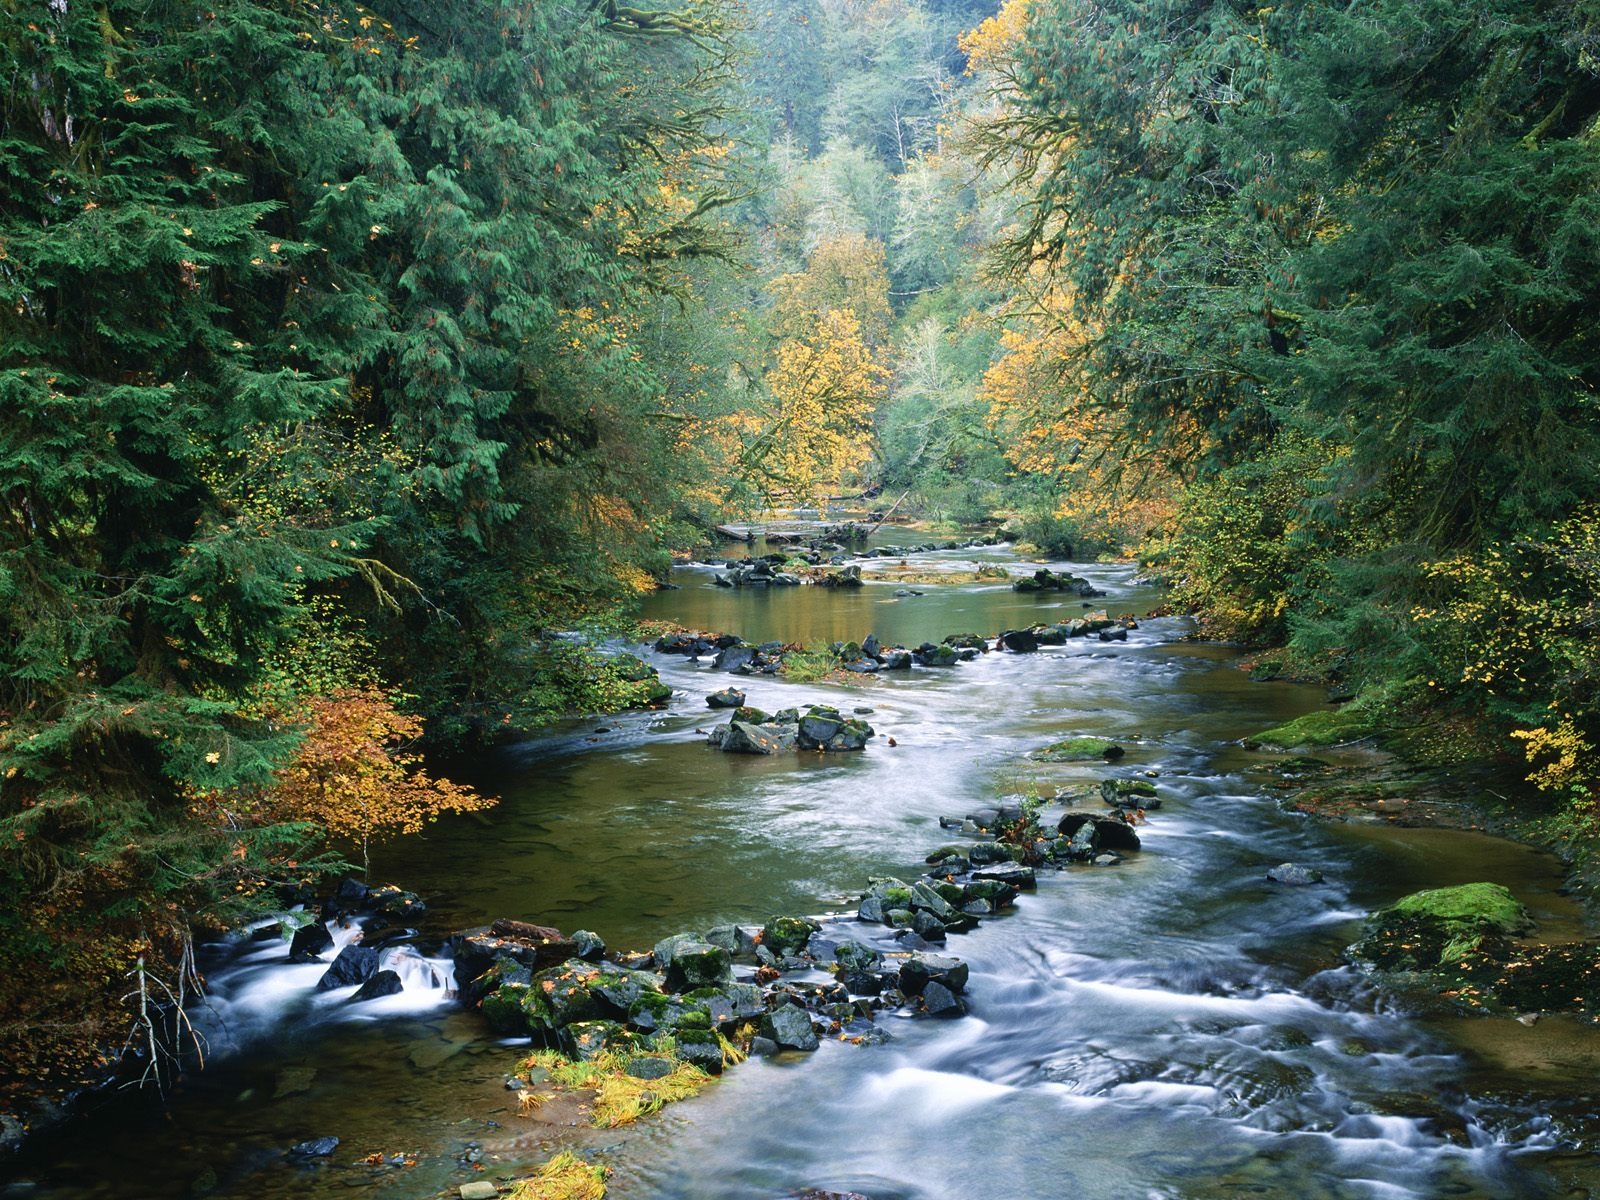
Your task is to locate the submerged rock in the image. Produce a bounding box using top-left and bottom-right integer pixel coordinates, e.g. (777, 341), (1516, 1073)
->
(1266, 863), (1325, 886)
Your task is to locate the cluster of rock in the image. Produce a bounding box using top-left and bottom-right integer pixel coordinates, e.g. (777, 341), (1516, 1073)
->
(653, 628), (987, 677)
(705, 700), (875, 755)
(833, 632), (987, 672)
(995, 614), (1135, 652)
(712, 556), (804, 588)
(453, 913), (971, 1069)
(276, 879), (437, 1001)
(1011, 567), (1105, 597)
(708, 531), (1006, 588)
(930, 799), (1145, 871)
(652, 617), (1142, 696)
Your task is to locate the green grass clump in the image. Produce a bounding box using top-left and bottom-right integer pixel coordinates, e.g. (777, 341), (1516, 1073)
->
(780, 643), (842, 683)
(508, 1152), (610, 1200)
(518, 1039), (738, 1128)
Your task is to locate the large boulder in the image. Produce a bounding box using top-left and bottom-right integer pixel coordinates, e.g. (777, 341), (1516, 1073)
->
(1056, 811), (1142, 853)
(288, 922), (334, 963)
(350, 969), (404, 1002)
(717, 721), (796, 755)
(1101, 777), (1160, 809)
(315, 944), (380, 991)
(816, 565), (863, 588)
(450, 919), (577, 1002)
(796, 705), (874, 751)
(658, 940), (733, 991)
(899, 953), (969, 996)
(761, 916), (820, 956)
(761, 1004), (820, 1051)
(712, 644), (756, 672)
(706, 687), (746, 709)
(999, 628), (1039, 653)
(1348, 883), (1534, 971)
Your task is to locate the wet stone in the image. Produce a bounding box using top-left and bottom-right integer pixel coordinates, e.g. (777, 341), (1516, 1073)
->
(762, 1004), (820, 1051)
(921, 980), (964, 1016)
(626, 1056), (676, 1080)
(315, 944), (379, 991)
(899, 953), (969, 996)
(349, 969), (404, 1002)
(288, 922), (333, 963)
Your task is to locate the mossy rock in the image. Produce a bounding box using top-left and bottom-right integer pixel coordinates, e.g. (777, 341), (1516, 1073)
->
(1349, 883), (1533, 972)
(761, 916), (819, 955)
(626, 991), (690, 1033)
(612, 653), (658, 683)
(1252, 705), (1376, 749)
(1031, 737), (1126, 763)
(1390, 882), (1532, 937)
(481, 982), (534, 1035)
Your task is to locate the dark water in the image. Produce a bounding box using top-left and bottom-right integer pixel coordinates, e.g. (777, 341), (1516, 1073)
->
(10, 539), (1600, 1200)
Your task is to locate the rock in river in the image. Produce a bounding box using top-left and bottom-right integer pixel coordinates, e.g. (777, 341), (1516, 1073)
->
(315, 944), (379, 991)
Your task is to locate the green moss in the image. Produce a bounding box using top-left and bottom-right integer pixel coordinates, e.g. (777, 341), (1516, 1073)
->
(481, 984), (533, 1035)
(1252, 705), (1377, 749)
(1030, 737), (1125, 762)
(1389, 882), (1531, 935)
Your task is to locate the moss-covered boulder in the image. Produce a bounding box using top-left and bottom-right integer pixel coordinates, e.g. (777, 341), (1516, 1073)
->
(1348, 883), (1534, 971)
(1251, 705), (1376, 749)
(796, 705), (874, 751)
(660, 941), (732, 991)
(1031, 737), (1126, 763)
(481, 982), (536, 1035)
(534, 960), (610, 1027)
(1100, 777), (1159, 808)
(761, 916), (819, 956)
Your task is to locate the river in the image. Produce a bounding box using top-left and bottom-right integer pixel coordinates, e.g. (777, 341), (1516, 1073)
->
(8, 537), (1599, 1199)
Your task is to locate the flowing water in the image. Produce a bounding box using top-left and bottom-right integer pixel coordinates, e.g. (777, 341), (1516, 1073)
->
(9, 537), (1600, 1199)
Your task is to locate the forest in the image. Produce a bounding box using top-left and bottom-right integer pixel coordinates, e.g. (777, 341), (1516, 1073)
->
(4, 0), (1600, 1136)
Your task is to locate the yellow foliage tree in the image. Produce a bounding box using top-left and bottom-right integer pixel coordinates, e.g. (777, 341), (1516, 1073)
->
(267, 688), (495, 876)
(768, 232), (893, 347)
(980, 282), (1180, 548)
(756, 308), (888, 510)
